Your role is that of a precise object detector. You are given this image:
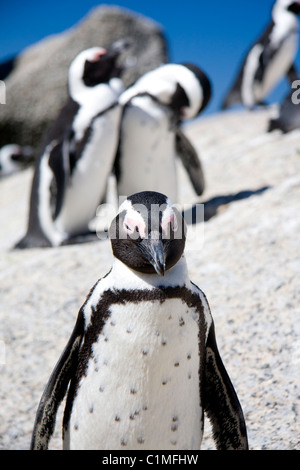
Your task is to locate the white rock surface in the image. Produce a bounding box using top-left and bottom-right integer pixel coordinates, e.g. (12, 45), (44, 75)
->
(0, 107), (299, 450)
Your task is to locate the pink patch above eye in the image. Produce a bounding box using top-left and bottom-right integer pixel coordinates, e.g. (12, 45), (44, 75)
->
(90, 49), (107, 62)
(162, 213), (176, 234)
(123, 216), (146, 238)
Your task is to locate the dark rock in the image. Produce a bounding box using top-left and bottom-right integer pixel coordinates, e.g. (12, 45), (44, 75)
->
(0, 5), (168, 148)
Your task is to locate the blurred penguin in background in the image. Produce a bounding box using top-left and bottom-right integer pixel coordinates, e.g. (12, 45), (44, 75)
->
(114, 62), (211, 203)
(222, 0), (300, 110)
(15, 40), (130, 249)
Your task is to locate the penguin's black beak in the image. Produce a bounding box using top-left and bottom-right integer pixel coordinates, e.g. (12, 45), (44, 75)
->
(139, 237), (166, 277)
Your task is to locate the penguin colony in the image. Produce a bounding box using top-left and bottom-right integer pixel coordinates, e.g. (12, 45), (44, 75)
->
(3, 0), (299, 451)
(12, 0), (300, 249)
(15, 42), (210, 249)
(25, 33), (248, 450)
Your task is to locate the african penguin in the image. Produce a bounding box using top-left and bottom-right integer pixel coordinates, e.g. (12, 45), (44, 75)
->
(222, 0), (300, 109)
(31, 191), (248, 450)
(114, 63), (211, 203)
(15, 40), (130, 249)
(0, 144), (33, 177)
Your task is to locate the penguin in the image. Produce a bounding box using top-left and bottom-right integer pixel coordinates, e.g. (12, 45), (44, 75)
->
(222, 0), (300, 110)
(114, 63), (211, 203)
(0, 144), (34, 177)
(30, 190), (248, 451)
(268, 85), (300, 132)
(15, 40), (130, 249)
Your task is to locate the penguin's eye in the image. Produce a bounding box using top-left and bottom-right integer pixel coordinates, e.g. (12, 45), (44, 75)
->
(123, 221), (142, 241)
(125, 223), (138, 234)
(123, 215), (146, 239)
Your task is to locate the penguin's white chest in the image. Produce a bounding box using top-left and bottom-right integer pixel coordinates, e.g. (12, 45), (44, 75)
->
(64, 298), (202, 450)
(118, 97), (178, 201)
(55, 106), (121, 235)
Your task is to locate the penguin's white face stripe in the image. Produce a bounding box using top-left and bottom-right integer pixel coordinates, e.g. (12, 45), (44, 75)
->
(68, 47), (113, 104)
(69, 47), (107, 82)
(271, 10), (299, 48)
(123, 210), (147, 239)
(154, 65), (203, 119)
(273, 0), (300, 25)
(161, 204), (178, 234)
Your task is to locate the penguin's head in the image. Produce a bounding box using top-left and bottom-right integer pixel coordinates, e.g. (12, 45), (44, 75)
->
(0, 144), (34, 176)
(273, 0), (300, 16)
(69, 40), (131, 93)
(109, 191), (187, 276)
(120, 63), (211, 122)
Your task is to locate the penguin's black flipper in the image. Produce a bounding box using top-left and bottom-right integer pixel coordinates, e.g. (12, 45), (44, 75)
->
(30, 311), (84, 450)
(203, 322), (249, 450)
(175, 127), (205, 196)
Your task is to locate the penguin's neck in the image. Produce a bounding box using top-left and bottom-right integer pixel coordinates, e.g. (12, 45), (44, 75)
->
(110, 256), (190, 291)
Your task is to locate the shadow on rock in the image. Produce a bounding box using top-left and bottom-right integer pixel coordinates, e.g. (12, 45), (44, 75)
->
(183, 186), (270, 224)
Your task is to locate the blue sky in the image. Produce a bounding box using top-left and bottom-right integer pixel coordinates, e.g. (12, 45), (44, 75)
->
(1, 0), (299, 113)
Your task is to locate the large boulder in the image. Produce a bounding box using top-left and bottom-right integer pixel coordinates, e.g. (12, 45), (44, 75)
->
(0, 5), (168, 148)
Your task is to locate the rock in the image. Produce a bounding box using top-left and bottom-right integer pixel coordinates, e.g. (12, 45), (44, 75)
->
(0, 107), (300, 450)
(0, 5), (168, 148)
